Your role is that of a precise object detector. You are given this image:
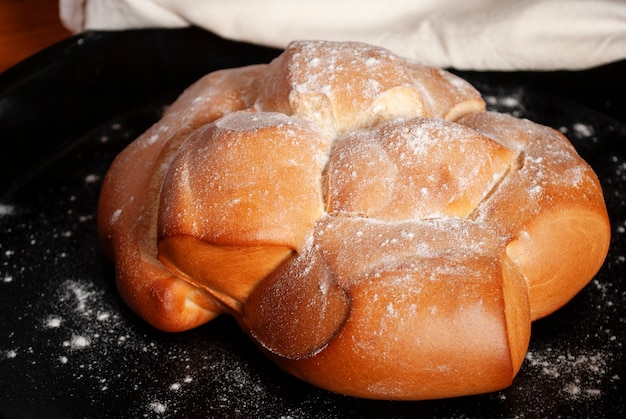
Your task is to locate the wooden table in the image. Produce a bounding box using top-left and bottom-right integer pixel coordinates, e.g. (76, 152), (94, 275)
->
(0, 0), (72, 73)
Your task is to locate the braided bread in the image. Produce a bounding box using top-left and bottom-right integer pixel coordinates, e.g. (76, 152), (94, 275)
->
(98, 40), (610, 400)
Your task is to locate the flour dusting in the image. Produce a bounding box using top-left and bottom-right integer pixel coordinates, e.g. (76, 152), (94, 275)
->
(524, 349), (612, 400)
(0, 204), (15, 216)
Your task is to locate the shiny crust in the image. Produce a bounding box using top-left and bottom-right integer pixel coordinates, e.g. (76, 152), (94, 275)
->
(98, 40), (610, 399)
(459, 111), (611, 319)
(97, 65), (267, 330)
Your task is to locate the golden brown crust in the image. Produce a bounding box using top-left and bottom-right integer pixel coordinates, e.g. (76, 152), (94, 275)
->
(247, 216), (529, 400)
(258, 41), (485, 135)
(98, 65), (267, 330)
(326, 117), (518, 219)
(459, 112), (611, 319)
(156, 111), (329, 312)
(404, 62), (486, 121)
(98, 40), (610, 399)
(157, 111), (329, 247)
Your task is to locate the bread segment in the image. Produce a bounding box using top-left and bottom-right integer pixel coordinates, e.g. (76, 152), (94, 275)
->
(327, 117), (518, 219)
(246, 216), (530, 400)
(459, 112), (611, 319)
(98, 65), (266, 331)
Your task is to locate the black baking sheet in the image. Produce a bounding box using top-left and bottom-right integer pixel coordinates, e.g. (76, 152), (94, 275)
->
(0, 28), (625, 418)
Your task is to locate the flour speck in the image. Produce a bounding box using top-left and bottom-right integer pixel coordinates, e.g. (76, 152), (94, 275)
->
(149, 401), (167, 414)
(64, 335), (90, 349)
(0, 204), (15, 216)
(97, 312), (110, 321)
(524, 349), (610, 400)
(85, 174), (100, 184)
(572, 122), (594, 138)
(45, 316), (63, 328)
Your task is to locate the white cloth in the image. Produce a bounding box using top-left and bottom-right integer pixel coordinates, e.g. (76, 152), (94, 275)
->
(59, 0), (626, 70)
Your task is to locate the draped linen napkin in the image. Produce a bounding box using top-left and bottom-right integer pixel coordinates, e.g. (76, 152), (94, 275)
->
(59, 0), (626, 70)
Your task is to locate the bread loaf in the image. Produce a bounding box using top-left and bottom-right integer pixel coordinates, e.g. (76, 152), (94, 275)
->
(98, 40), (610, 400)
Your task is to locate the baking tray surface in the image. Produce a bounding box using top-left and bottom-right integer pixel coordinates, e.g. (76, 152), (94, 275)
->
(0, 28), (624, 418)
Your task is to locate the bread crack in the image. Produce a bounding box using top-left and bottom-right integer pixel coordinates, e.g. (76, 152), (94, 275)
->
(468, 150), (525, 221)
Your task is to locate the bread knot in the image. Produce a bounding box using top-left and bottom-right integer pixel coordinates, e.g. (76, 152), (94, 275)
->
(98, 40), (610, 400)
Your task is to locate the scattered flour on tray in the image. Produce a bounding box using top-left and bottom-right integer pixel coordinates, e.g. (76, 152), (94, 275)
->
(0, 204), (15, 217)
(484, 90), (525, 117)
(45, 316), (63, 328)
(571, 122), (595, 138)
(615, 156), (626, 182)
(523, 348), (615, 400)
(2, 275), (280, 417)
(84, 174), (100, 184)
(560, 121), (598, 143)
